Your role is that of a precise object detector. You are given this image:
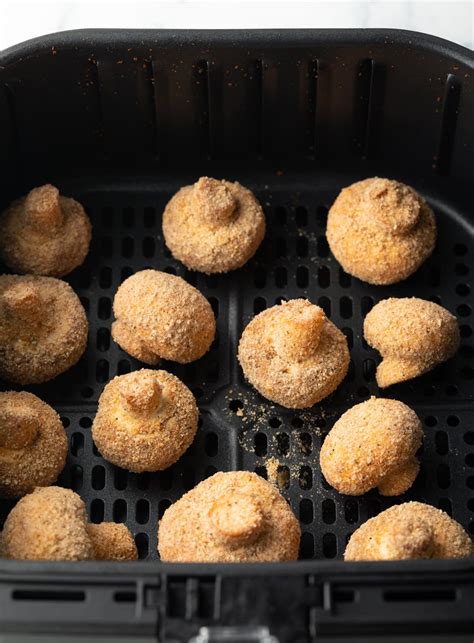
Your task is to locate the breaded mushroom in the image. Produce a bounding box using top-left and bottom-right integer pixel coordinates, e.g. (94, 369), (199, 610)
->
(0, 184), (92, 277)
(87, 523), (138, 561)
(1, 486), (94, 560)
(0, 391), (67, 498)
(1, 486), (137, 561)
(158, 471), (301, 562)
(320, 397), (423, 496)
(238, 299), (349, 408)
(364, 297), (460, 388)
(163, 177), (266, 273)
(326, 177), (436, 284)
(0, 275), (88, 384)
(345, 502), (473, 561)
(92, 369), (199, 472)
(112, 270), (215, 364)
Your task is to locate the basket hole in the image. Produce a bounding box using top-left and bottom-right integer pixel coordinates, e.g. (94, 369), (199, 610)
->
(136, 499), (150, 524)
(121, 237), (134, 258)
(96, 359), (109, 383)
(205, 432), (218, 457)
(70, 432), (84, 456)
(368, 498), (381, 517)
(322, 499), (336, 524)
(275, 237), (287, 258)
(437, 463), (451, 489)
(300, 532), (314, 559)
(101, 207), (114, 227)
(454, 243), (468, 255)
(447, 415), (460, 426)
(362, 359), (376, 382)
(435, 431), (449, 455)
(90, 499), (104, 524)
(457, 304), (471, 317)
(425, 416), (438, 427)
(323, 533), (337, 558)
(113, 499), (127, 523)
(121, 266), (134, 282)
(275, 266), (287, 288)
(254, 432), (267, 456)
(296, 265), (309, 288)
(299, 466), (312, 490)
(317, 236), (329, 258)
(429, 295), (441, 305)
(158, 499), (172, 518)
(136, 472), (150, 491)
(299, 499), (313, 524)
(98, 297), (111, 320)
(99, 266), (112, 288)
(344, 499), (359, 524)
(135, 533), (149, 559)
(78, 268), (92, 289)
(254, 266), (266, 288)
(317, 265), (330, 288)
(456, 283), (470, 296)
(461, 345), (474, 358)
(460, 325), (472, 338)
(158, 469), (173, 490)
(96, 327), (110, 352)
(114, 468), (128, 491)
(316, 206), (328, 227)
(114, 591), (137, 603)
(276, 432), (290, 456)
(253, 297), (266, 314)
(255, 465), (268, 480)
(298, 432), (312, 455)
(268, 417), (281, 429)
(296, 236), (308, 257)
(340, 296), (352, 319)
(295, 206), (308, 226)
(274, 206), (286, 225)
(455, 263), (468, 276)
(464, 432), (474, 445)
(438, 498), (452, 515)
(70, 465), (83, 491)
(80, 296), (90, 313)
(81, 386), (94, 399)
(361, 296), (374, 316)
(143, 237), (155, 258)
(122, 207), (134, 227)
(467, 476), (474, 489)
(91, 465), (105, 490)
(144, 207), (155, 228)
(229, 399), (244, 413)
(318, 296), (331, 317)
(339, 268), (351, 288)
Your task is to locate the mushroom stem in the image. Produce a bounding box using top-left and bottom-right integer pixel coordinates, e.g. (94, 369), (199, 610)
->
(365, 178), (421, 236)
(119, 372), (162, 415)
(191, 177), (237, 227)
(209, 492), (265, 546)
(0, 408), (39, 450)
(2, 283), (42, 325)
(273, 303), (325, 362)
(25, 184), (64, 232)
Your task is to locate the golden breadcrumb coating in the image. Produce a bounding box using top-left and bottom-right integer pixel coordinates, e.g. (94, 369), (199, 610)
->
(0, 184), (92, 277)
(0, 274), (88, 384)
(0, 391), (67, 498)
(326, 177), (436, 285)
(163, 177), (266, 274)
(112, 270), (215, 364)
(158, 471), (301, 562)
(92, 369), (199, 472)
(345, 501), (473, 561)
(2, 486), (94, 561)
(87, 523), (138, 561)
(364, 297), (460, 387)
(238, 299), (349, 409)
(320, 397), (423, 496)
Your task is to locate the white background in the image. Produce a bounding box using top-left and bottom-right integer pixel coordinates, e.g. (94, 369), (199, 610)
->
(0, 0), (472, 52)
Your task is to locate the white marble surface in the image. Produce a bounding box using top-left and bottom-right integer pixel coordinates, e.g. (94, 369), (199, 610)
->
(0, 0), (472, 52)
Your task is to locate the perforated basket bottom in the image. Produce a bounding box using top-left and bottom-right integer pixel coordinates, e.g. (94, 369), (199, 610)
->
(1, 173), (473, 561)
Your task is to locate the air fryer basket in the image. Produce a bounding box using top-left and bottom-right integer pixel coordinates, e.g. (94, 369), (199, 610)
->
(0, 29), (473, 642)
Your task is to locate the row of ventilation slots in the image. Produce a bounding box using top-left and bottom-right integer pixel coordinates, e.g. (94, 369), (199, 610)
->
(63, 412), (474, 559)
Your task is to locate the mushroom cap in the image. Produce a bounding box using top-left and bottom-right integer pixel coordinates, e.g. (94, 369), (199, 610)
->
(326, 178), (436, 285)
(92, 369), (199, 472)
(0, 391), (68, 498)
(320, 397), (423, 496)
(0, 184), (92, 277)
(163, 177), (266, 274)
(345, 501), (473, 561)
(158, 471), (301, 562)
(0, 274), (88, 384)
(364, 297), (460, 387)
(238, 299), (350, 408)
(1, 486), (94, 560)
(87, 523), (138, 561)
(112, 270), (216, 364)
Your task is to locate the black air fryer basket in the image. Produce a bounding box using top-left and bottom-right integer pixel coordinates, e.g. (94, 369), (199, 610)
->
(0, 28), (473, 642)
